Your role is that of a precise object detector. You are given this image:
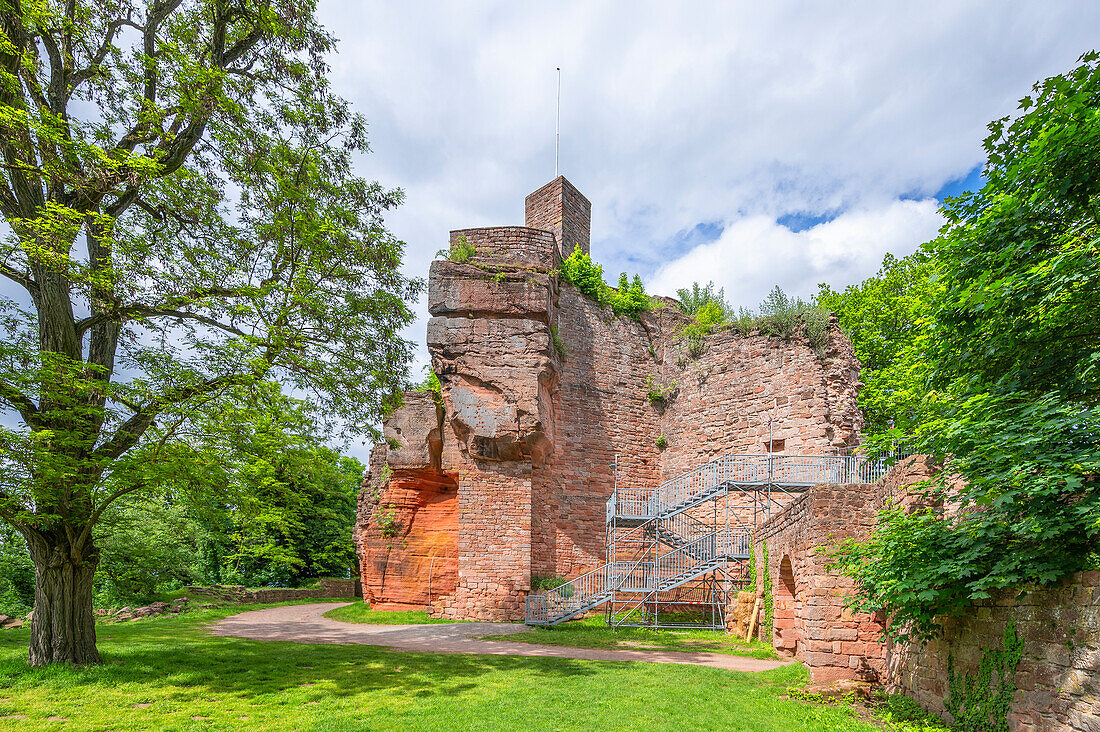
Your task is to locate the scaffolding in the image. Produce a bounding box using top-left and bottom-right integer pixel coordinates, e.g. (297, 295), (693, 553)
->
(524, 452), (893, 629)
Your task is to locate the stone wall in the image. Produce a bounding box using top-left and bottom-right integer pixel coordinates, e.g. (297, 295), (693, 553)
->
(656, 320), (862, 481)
(754, 482), (887, 683)
(888, 572), (1100, 732)
(355, 176), (865, 622)
(187, 579), (361, 604)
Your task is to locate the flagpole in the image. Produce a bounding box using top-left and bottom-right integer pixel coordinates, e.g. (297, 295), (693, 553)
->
(555, 67), (561, 178)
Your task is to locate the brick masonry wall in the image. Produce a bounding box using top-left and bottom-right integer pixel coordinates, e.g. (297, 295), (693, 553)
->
(533, 286), (664, 578)
(356, 177), (866, 622)
(524, 176), (592, 257)
(656, 316), (863, 483)
(754, 482), (887, 684)
(449, 227), (559, 270)
(888, 572), (1100, 732)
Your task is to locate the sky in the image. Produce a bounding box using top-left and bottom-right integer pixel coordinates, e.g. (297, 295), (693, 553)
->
(2, 2), (1098, 465)
(315, 0), (1099, 397)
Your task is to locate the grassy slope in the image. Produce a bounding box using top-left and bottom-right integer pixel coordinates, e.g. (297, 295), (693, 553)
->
(322, 603), (467, 625)
(492, 616), (779, 660)
(0, 602), (880, 732)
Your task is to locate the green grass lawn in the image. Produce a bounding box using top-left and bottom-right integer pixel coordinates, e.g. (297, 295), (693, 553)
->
(322, 602), (468, 625)
(0, 601), (888, 731)
(490, 616), (779, 660)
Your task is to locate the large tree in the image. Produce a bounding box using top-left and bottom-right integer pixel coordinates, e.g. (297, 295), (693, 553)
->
(0, 0), (420, 665)
(817, 252), (936, 436)
(830, 52), (1100, 640)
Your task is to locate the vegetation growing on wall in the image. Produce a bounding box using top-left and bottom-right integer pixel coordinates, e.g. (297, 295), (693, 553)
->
(762, 544), (774, 641)
(675, 282), (831, 358)
(645, 375), (676, 405)
(551, 325), (568, 359)
(558, 245), (652, 319)
(437, 235), (477, 263)
(945, 621), (1025, 732)
(829, 52), (1100, 642)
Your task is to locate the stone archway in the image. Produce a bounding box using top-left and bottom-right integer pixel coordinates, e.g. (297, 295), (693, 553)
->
(774, 555), (800, 657)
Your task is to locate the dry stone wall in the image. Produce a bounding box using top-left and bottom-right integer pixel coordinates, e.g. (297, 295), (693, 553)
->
(888, 572), (1100, 732)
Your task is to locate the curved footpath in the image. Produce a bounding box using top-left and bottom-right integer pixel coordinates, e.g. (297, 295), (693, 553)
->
(212, 602), (788, 673)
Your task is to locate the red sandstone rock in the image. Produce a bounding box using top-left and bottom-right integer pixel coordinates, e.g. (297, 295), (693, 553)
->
(356, 176), (867, 624)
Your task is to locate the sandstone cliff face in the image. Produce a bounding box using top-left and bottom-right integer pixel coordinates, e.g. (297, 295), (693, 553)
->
(356, 176), (865, 621)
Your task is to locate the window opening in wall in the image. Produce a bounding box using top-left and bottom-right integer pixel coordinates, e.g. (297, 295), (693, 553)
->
(765, 439), (785, 452)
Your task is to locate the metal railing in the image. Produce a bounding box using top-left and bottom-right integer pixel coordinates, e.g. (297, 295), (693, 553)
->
(608, 453), (893, 520)
(532, 452), (895, 626)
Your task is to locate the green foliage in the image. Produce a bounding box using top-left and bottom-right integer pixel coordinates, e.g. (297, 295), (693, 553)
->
(747, 545), (757, 594)
(412, 367), (443, 402)
(91, 387), (364, 604)
(558, 245), (608, 302)
(550, 325), (568, 359)
(375, 505), (401, 539)
(945, 622), (1025, 732)
(655, 434), (668, 449)
(817, 253), (935, 435)
(870, 691), (951, 731)
(746, 286), (831, 354)
(678, 296), (730, 358)
(558, 246), (652, 319)
(438, 235), (476, 264)
(530, 574), (569, 592)
(609, 273), (652, 318)
(0, 0), (422, 662)
(644, 375), (676, 405)
(675, 284), (830, 359)
(0, 524), (33, 617)
(762, 544), (773, 641)
(830, 52), (1100, 641)
(676, 281), (732, 319)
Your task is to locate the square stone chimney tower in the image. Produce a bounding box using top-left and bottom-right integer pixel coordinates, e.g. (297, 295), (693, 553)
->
(525, 176), (591, 258)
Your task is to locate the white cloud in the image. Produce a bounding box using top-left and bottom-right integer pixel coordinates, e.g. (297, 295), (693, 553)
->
(309, 0), (1100, 458)
(647, 199), (945, 309)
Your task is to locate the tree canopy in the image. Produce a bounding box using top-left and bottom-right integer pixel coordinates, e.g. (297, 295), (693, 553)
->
(0, 0), (420, 665)
(829, 51), (1100, 640)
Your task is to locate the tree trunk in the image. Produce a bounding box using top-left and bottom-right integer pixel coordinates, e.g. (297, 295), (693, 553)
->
(25, 533), (101, 667)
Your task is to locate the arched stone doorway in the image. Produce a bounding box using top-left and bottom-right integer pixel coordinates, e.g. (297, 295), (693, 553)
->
(774, 555), (800, 657)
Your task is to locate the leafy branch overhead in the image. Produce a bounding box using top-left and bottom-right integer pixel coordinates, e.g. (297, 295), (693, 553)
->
(828, 51), (1100, 641)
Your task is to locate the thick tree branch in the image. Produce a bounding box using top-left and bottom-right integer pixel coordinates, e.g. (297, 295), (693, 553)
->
(0, 262), (38, 294)
(0, 379), (40, 428)
(91, 371), (256, 464)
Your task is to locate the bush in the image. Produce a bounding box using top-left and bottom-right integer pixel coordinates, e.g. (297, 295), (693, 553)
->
(0, 527), (34, 617)
(558, 245), (651, 319)
(676, 281), (731, 319)
(376, 505), (401, 538)
(736, 286), (831, 355)
(531, 574), (569, 592)
(607, 273), (651, 318)
(437, 235), (476, 264)
(558, 246), (607, 302)
(645, 375), (675, 405)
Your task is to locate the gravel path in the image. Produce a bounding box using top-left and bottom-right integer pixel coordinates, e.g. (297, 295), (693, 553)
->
(211, 602), (789, 673)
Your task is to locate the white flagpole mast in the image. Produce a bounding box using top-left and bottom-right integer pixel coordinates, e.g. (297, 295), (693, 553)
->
(555, 67), (561, 178)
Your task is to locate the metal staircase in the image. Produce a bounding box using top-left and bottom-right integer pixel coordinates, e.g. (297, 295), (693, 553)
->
(525, 452), (891, 627)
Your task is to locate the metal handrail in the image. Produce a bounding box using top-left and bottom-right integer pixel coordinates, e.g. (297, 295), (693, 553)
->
(607, 453), (892, 519)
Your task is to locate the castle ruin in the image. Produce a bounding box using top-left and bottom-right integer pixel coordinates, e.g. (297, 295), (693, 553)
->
(355, 176), (863, 621)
